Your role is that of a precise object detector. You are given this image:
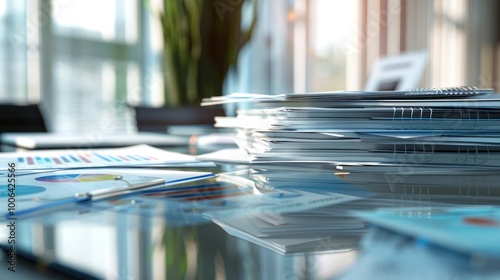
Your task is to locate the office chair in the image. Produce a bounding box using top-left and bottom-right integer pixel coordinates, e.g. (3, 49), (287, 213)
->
(0, 103), (47, 133)
(132, 105), (225, 133)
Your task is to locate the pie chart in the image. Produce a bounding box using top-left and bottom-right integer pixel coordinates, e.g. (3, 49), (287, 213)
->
(35, 174), (123, 183)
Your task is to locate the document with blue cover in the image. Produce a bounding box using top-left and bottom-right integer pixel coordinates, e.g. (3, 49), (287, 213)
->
(357, 206), (500, 259)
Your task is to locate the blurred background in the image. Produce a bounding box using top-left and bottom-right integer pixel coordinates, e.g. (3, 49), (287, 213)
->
(1, 0), (499, 134)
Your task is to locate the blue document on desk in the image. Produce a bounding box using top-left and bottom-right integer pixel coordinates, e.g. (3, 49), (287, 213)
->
(357, 206), (500, 260)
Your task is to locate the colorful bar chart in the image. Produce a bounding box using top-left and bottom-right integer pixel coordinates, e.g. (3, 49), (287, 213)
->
(1, 145), (198, 170)
(20, 152), (158, 166)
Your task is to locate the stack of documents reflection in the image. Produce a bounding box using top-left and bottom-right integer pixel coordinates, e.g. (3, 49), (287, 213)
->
(203, 87), (500, 168)
(214, 194), (466, 255)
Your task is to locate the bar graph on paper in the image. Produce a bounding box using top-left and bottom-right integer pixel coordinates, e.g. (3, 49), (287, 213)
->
(17, 152), (158, 167)
(0, 145), (197, 170)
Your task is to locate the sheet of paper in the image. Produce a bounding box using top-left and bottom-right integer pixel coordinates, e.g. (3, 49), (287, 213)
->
(0, 144), (201, 170)
(0, 132), (187, 149)
(197, 148), (253, 164)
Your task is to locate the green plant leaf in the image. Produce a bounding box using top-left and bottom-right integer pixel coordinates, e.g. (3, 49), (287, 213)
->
(160, 0), (257, 106)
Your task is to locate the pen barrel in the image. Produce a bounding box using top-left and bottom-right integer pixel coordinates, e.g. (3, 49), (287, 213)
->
(122, 178), (166, 191)
(90, 189), (136, 201)
(88, 178), (166, 201)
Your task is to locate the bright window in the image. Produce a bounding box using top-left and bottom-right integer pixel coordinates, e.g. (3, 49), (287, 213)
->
(308, 0), (359, 91)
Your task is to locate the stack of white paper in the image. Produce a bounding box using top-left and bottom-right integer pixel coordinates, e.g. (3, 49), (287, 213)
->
(202, 87), (500, 169)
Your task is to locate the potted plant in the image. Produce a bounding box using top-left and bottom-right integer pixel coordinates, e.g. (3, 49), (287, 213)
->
(160, 0), (257, 106)
(135, 0), (257, 132)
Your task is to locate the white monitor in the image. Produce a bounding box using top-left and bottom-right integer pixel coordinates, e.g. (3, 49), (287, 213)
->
(364, 50), (428, 91)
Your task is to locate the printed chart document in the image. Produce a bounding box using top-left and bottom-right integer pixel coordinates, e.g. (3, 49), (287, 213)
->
(0, 144), (205, 170)
(0, 168), (213, 217)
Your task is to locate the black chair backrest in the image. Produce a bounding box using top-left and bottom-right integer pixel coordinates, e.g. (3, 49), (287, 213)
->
(133, 105), (225, 132)
(0, 104), (47, 133)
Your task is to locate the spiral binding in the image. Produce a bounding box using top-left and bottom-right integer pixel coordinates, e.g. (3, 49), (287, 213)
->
(389, 140), (490, 166)
(405, 86), (492, 97)
(390, 106), (491, 130)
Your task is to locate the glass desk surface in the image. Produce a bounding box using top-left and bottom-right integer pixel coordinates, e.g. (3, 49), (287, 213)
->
(1, 162), (500, 280)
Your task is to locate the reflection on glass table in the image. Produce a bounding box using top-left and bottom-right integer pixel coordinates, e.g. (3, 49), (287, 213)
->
(2, 168), (500, 279)
(0, 208), (358, 279)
